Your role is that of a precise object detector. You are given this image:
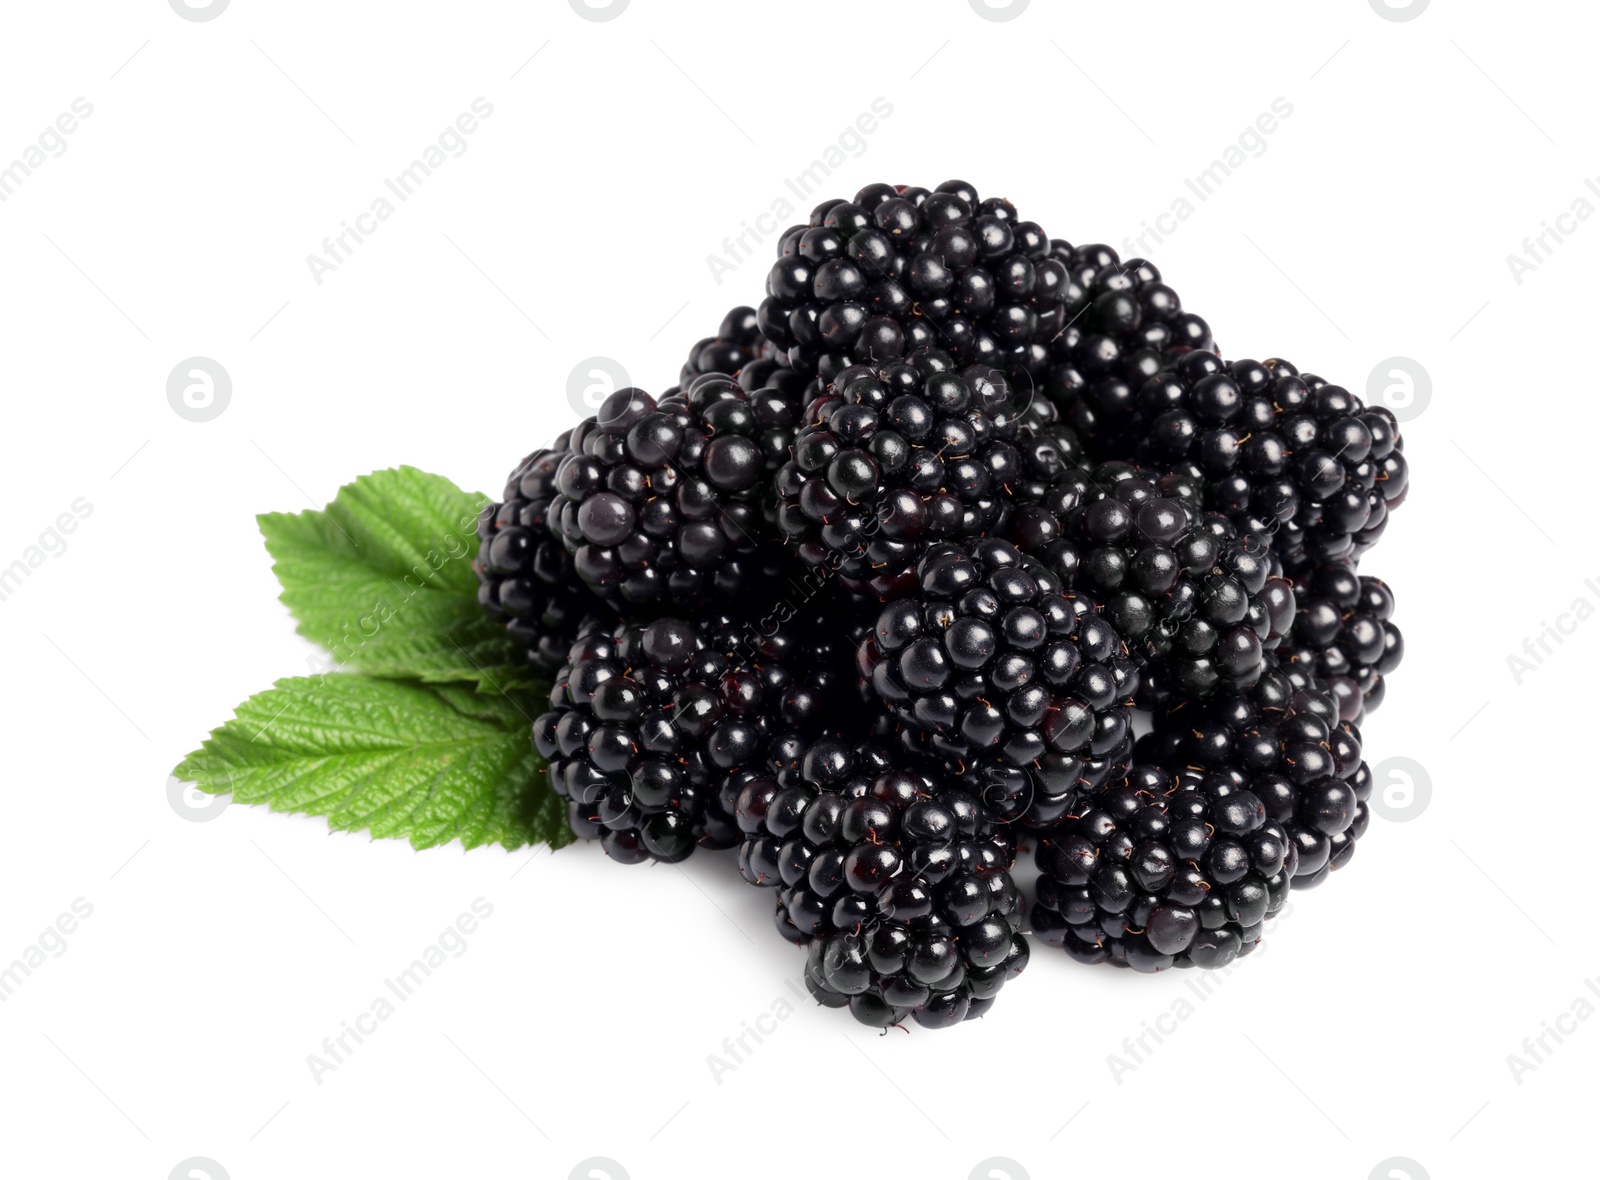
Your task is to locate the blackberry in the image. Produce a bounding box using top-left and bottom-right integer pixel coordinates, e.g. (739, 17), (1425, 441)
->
(548, 382), (798, 611)
(859, 538), (1135, 784)
(736, 735), (1027, 1028)
(1033, 666), (1369, 971)
(533, 608), (852, 864)
(1132, 354), (1409, 571)
(680, 305), (784, 391)
(1031, 762), (1297, 972)
(1138, 667), (1372, 892)
(774, 355), (1027, 599)
(1042, 246), (1214, 448)
(1282, 564), (1404, 722)
(475, 438), (602, 670)
(1011, 462), (1297, 702)
(757, 181), (1080, 386)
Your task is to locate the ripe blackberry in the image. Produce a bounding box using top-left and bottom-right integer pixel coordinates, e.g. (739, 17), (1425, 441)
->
(1138, 668), (1372, 892)
(548, 381), (799, 611)
(1132, 354), (1409, 572)
(859, 538), (1135, 785)
(1042, 246), (1213, 447)
(533, 608), (852, 864)
(1031, 762), (1297, 972)
(680, 305), (784, 390)
(475, 438), (602, 670)
(774, 354), (1027, 599)
(757, 181), (1080, 386)
(1032, 661), (1369, 970)
(1282, 564), (1404, 722)
(1011, 462), (1297, 703)
(735, 735), (1027, 1028)
(861, 640), (1135, 833)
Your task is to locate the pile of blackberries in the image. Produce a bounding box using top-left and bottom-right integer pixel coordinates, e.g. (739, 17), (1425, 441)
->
(476, 182), (1410, 1029)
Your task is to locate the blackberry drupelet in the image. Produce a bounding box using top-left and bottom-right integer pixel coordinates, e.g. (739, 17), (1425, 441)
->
(757, 180), (1080, 386)
(1133, 354), (1408, 572)
(858, 538), (1135, 783)
(1282, 563), (1404, 722)
(1013, 461), (1297, 703)
(548, 381), (799, 611)
(533, 608), (852, 864)
(735, 735), (1028, 1028)
(774, 355), (1026, 600)
(1041, 246), (1214, 451)
(475, 439), (602, 670)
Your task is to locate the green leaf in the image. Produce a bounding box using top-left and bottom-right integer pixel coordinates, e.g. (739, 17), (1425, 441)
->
(259, 466), (530, 691)
(172, 675), (570, 852)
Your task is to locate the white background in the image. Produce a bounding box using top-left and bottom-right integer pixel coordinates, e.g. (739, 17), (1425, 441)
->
(0, 2), (1591, 1178)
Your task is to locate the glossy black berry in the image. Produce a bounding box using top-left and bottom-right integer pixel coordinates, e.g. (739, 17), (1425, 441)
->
(858, 539), (1135, 794)
(1031, 760), (1290, 972)
(1010, 462), (1295, 704)
(742, 736), (1027, 1028)
(475, 440), (604, 670)
(681, 305), (785, 390)
(1281, 563), (1405, 721)
(549, 381), (801, 611)
(535, 609), (855, 864)
(1133, 666), (1372, 894)
(1043, 246), (1213, 448)
(1131, 356), (1407, 573)
(775, 357), (1027, 599)
(759, 181), (1076, 387)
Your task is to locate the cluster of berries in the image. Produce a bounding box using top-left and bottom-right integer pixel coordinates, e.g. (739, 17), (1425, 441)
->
(474, 182), (1409, 1027)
